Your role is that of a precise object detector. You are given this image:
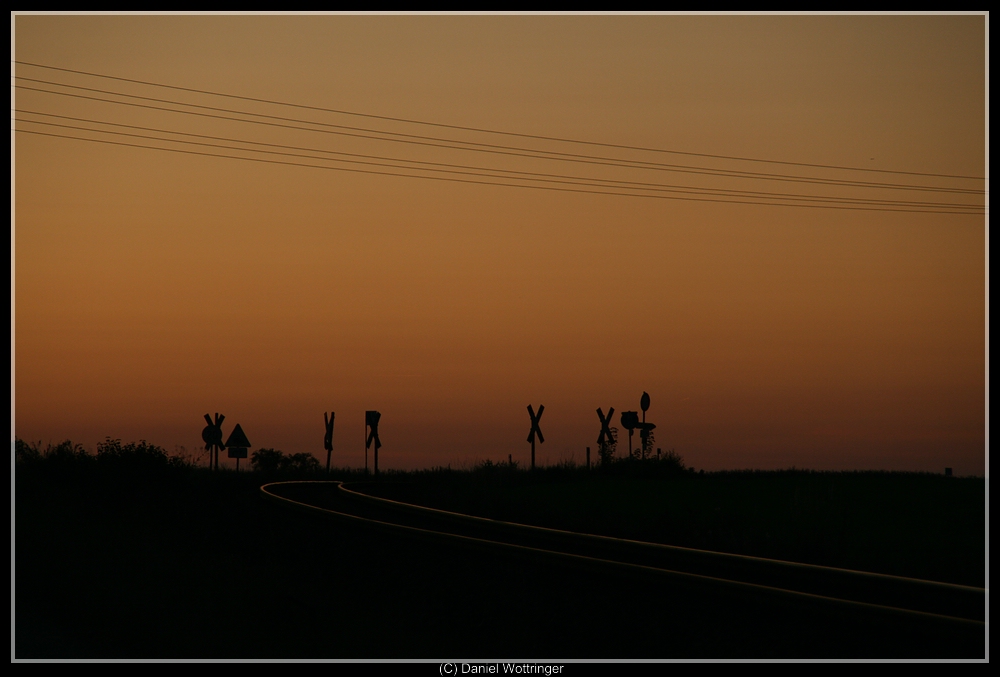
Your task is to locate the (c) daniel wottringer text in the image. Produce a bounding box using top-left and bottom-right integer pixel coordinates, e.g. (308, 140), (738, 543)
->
(440, 663), (564, 676)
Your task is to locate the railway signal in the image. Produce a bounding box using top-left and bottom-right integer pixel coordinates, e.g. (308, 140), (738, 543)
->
(638, 421), (656, 459)
(324, 412), (335, 473)
(527, 404), (544, 470)
(202, 413), (225, 470)
(622, 393), (657, 459)
(638, 392), (656, 459)
(224, 424), (251, 471)
(620, 411), (639, 458)
(366, 410), (382, 476)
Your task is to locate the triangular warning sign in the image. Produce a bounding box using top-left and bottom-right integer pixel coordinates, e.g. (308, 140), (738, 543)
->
(224, 423), (251, 449)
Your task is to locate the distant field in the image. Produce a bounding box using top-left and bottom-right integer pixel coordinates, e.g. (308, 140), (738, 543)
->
(359, 468), (986, 587)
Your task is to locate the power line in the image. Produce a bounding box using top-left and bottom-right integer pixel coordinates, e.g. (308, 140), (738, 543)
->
(13, 111), (985, 213)
(14, 81), (985, 197)
(13, 59), (988, 181)
(15, 76), (983, 193)
(14, 127), (985, 216)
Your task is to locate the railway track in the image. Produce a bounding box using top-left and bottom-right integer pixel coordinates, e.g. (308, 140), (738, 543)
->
(260, 480), (986, 627)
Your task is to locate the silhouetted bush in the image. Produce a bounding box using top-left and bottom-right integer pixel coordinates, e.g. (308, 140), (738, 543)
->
(600, 447), (686, 477)
(473, 457), (519, 475)
(658, 448), (685, 471)
(598, 426), (619, 468)
(632, 429), (656, 460)
(251, 448), (284, 475)
(284, 452), (321, 474)
(15, 439), (44, 464)
(95, 437), (188, 471)
(15, 439), (89, 465)
(250, 448), (321, 477)
(14, 437), (193, 486)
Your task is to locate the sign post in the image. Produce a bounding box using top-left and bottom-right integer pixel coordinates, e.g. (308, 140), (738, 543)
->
(225, 424), (251, 471)
(640, 391), (651, 459)
(202, 413), (225, 471)
(620, 411), (639, 458)
(365, 411), (382, 476)
(527, 405), (544, 470)
(596, 407), (615, 465)
(324, 412), (335, 473)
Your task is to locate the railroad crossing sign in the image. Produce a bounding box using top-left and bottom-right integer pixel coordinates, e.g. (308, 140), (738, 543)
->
(596, 407), (615, 447)
(324, 412), (335, 473)
(202, 413), (225, 471)
(365, 410), (382, 475)
(527, 404), (544, 470)
(225, 423), (251, 471)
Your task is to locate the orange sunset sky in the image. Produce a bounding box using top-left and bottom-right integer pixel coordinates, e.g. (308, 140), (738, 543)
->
(12, 13), (988, 474)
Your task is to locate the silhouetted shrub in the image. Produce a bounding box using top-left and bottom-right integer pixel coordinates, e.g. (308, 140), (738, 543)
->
(15, 437), (192, 484)
(284, 452), (321, 474)
(251, 448), (285, 475)
(633, 429), (656, 460)
(15, 438), (91, 465)
(657, 448), (685, 472)
(251, 448), (321, 476)
(15, 439), (44, 464)
(598, 427), (619, 468)
(96, 437), (174, 468)
(599, 447), (686, 477)
(474, 458), (519, 475)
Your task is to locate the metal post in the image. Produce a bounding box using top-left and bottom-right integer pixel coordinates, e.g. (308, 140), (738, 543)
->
(641, 409), (646, 460)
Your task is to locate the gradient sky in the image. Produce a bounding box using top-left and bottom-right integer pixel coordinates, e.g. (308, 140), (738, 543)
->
(12, 13), (988, 474)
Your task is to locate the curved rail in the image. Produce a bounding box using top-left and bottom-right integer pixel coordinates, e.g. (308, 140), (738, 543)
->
(259, 480), (986, 625)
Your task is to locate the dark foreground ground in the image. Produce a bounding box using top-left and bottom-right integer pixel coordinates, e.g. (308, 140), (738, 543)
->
(15, 462), (987, 659)
(361, 466), (987, 587)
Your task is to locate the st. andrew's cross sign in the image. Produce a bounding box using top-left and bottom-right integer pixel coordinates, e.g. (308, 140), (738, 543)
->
(597, 407), (615, 449)
(324, 412), (335, 473)
(527, 404), (544, 470)
(202, 413), (225, 471)
(366, 410), (382, 475)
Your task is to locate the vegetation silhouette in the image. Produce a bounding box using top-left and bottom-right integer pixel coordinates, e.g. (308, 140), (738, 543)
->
(14, 437), (984, 582)
(16, 437), (192, 476)
(598, 428), (618, 467)
(15, 438), (88, 466)
(251, 447), (322, 477)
